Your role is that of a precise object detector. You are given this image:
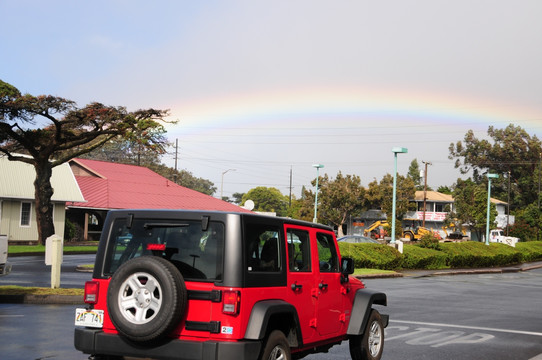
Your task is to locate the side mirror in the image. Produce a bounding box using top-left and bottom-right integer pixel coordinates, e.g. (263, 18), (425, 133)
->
(341, 257), (354, 275)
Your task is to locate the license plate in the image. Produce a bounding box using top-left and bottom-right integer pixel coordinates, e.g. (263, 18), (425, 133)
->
(75, 308), (104, 328)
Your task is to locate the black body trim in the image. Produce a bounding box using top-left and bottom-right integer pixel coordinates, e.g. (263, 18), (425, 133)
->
(346, 289), (388, 335)
(185, 321), (221, 333)
(74, 328), (261, 360)
(244, 299), (303, 347)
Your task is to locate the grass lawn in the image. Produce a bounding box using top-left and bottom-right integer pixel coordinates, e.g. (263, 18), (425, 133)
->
(8, 244), (98, 255)
(354, 268), (397, 276)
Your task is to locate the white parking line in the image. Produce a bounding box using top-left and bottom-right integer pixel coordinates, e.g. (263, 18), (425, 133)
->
(529, 354), (542, 360)
(391, 320), (542, 337)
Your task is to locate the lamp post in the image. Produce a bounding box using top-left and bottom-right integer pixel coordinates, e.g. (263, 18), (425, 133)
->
(391, 147), (408, 244)
(312, 164), (324, 223)
(220, 169), (236, 200)
(485, 173), (499, 245)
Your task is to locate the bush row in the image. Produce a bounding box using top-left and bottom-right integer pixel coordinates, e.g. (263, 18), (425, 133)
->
(338, 241), (542, 270)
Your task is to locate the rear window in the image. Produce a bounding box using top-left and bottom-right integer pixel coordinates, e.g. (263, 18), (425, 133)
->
(104, 218), (224, 281)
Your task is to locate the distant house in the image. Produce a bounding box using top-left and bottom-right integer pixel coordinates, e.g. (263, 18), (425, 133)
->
(349, 190), (512, 239)
(67, 158), (251, 241)
(0, 155), (85, 244)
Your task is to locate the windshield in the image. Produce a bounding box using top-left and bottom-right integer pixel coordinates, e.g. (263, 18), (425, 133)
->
(104, 218), (224, 281)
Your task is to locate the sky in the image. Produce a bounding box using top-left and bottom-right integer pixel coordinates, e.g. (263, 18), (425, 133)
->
(2, 0), (541, 201)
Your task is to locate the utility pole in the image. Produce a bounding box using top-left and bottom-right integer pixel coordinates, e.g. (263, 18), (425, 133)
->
(289, 166), (292, 209)
(173, 138), (179, 184)
(422, 161), (432, 228)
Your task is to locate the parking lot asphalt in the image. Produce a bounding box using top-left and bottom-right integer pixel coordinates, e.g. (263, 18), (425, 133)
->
(2, 261), (542, 305)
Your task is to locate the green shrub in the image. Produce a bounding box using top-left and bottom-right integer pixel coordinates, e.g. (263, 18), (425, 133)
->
(418, 233), (442, 251)
(439, 241), (522, 268)
(402, 245), (448, 269)
(516, 241), (542, 261)
(338, 243), (402, 270)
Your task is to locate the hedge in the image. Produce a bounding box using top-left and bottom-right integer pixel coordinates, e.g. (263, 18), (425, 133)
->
(402, 246), (448, 270)
(338, 241), (542, 270)
(338, 242), (403, 270)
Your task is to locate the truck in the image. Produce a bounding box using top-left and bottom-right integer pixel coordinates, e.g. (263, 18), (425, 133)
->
(0, 234), (12, 276)
(489, 229), (519, 247)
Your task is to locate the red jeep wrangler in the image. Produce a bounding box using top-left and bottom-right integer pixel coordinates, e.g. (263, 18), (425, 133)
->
(74, 210), (388, 360)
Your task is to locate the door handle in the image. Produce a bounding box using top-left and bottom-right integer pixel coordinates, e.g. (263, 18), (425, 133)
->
(319, 282), (328, 290)
(291, 283), (303, 291)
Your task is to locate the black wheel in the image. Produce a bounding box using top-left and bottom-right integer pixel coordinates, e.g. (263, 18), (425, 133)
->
(260, 330), (291, 360)
(403, 232), (413, 241)
(107, 256), (187, 343)
(349, 310), (384, 360)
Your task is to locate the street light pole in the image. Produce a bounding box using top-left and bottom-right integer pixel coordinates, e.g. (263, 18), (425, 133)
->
(312, 164), (324, 223)
(485, 173), (499, 245)
(391, 147), (408, 244)
(220, 169), (236, 200)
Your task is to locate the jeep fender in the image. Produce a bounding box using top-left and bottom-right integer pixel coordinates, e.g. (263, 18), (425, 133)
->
(244, 300), (303, 347)
(346, 288), (388, 336)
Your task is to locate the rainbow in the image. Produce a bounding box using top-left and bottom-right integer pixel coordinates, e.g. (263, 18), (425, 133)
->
(164, 86), (542, 138)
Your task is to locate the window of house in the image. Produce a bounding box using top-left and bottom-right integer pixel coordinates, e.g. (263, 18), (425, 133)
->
(20, 202), (31, 227)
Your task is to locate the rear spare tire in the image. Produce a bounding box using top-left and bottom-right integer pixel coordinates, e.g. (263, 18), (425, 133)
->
(107, 256), (187, 342)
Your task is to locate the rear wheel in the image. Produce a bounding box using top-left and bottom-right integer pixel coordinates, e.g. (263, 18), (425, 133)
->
(260, 330), (291, 360)
(349, 310), (384, 360)
(107, 256), (187, 343)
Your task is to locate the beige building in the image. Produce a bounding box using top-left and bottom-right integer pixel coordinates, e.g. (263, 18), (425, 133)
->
(0, 155), (85, 244)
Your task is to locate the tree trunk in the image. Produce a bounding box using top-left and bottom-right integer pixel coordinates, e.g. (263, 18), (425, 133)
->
(34, 162), (55, 245)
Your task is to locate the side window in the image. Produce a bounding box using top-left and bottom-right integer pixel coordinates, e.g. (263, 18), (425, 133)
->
(20, 202), (31, 227)
(246, 224), (281, 272)
(316, 232), (339, 273)
(287, 228), (311, 272)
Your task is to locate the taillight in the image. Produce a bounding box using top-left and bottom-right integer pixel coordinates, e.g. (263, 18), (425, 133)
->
(222, 290), (240, 315)
(84, 281), (99, 304)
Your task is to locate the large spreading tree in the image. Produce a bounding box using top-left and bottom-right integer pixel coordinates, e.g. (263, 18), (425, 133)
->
(0, 80), (171, 244)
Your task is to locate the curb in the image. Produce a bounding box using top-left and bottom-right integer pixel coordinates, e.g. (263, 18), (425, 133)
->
(0, 294), (84, 305)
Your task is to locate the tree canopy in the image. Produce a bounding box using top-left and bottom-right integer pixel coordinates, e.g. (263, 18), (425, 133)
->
(241, 187), (289, 216)
(0, 80), (171, 244)
(450, 178), (497, 241)
(449, 124), (542, 210)
(313, 172), (365, 237)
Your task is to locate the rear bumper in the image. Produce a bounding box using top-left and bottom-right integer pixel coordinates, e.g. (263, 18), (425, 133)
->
(74, 328), (262, 360)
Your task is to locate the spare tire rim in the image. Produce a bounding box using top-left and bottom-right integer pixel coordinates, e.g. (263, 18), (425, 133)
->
(117, 272), (163, 325)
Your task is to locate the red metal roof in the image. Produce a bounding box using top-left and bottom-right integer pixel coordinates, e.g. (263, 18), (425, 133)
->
(69, 158), (251, 213)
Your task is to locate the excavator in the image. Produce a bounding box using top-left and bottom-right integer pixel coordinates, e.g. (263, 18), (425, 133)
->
(363, 220), (389, 239)
(363, 219), (441, 241)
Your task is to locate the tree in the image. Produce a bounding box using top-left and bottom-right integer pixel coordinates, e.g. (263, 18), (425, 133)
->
(407, 159), (423, 190)
(315, 172), (366, 237)
(241, 187), (289, 216)
(0, 80), (171, 244)
(449, 124), (542, 210)
(231, 192), (245, 205)
(366, 174), (416, 222)
(450, 178), (497, 241)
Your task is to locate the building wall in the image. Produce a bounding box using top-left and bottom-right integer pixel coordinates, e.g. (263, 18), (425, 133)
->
(0, 199), (66, 243)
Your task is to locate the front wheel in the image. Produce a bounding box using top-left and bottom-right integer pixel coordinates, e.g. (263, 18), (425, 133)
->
(349, 310), (384, 360)
(260, 330), (291, 360)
